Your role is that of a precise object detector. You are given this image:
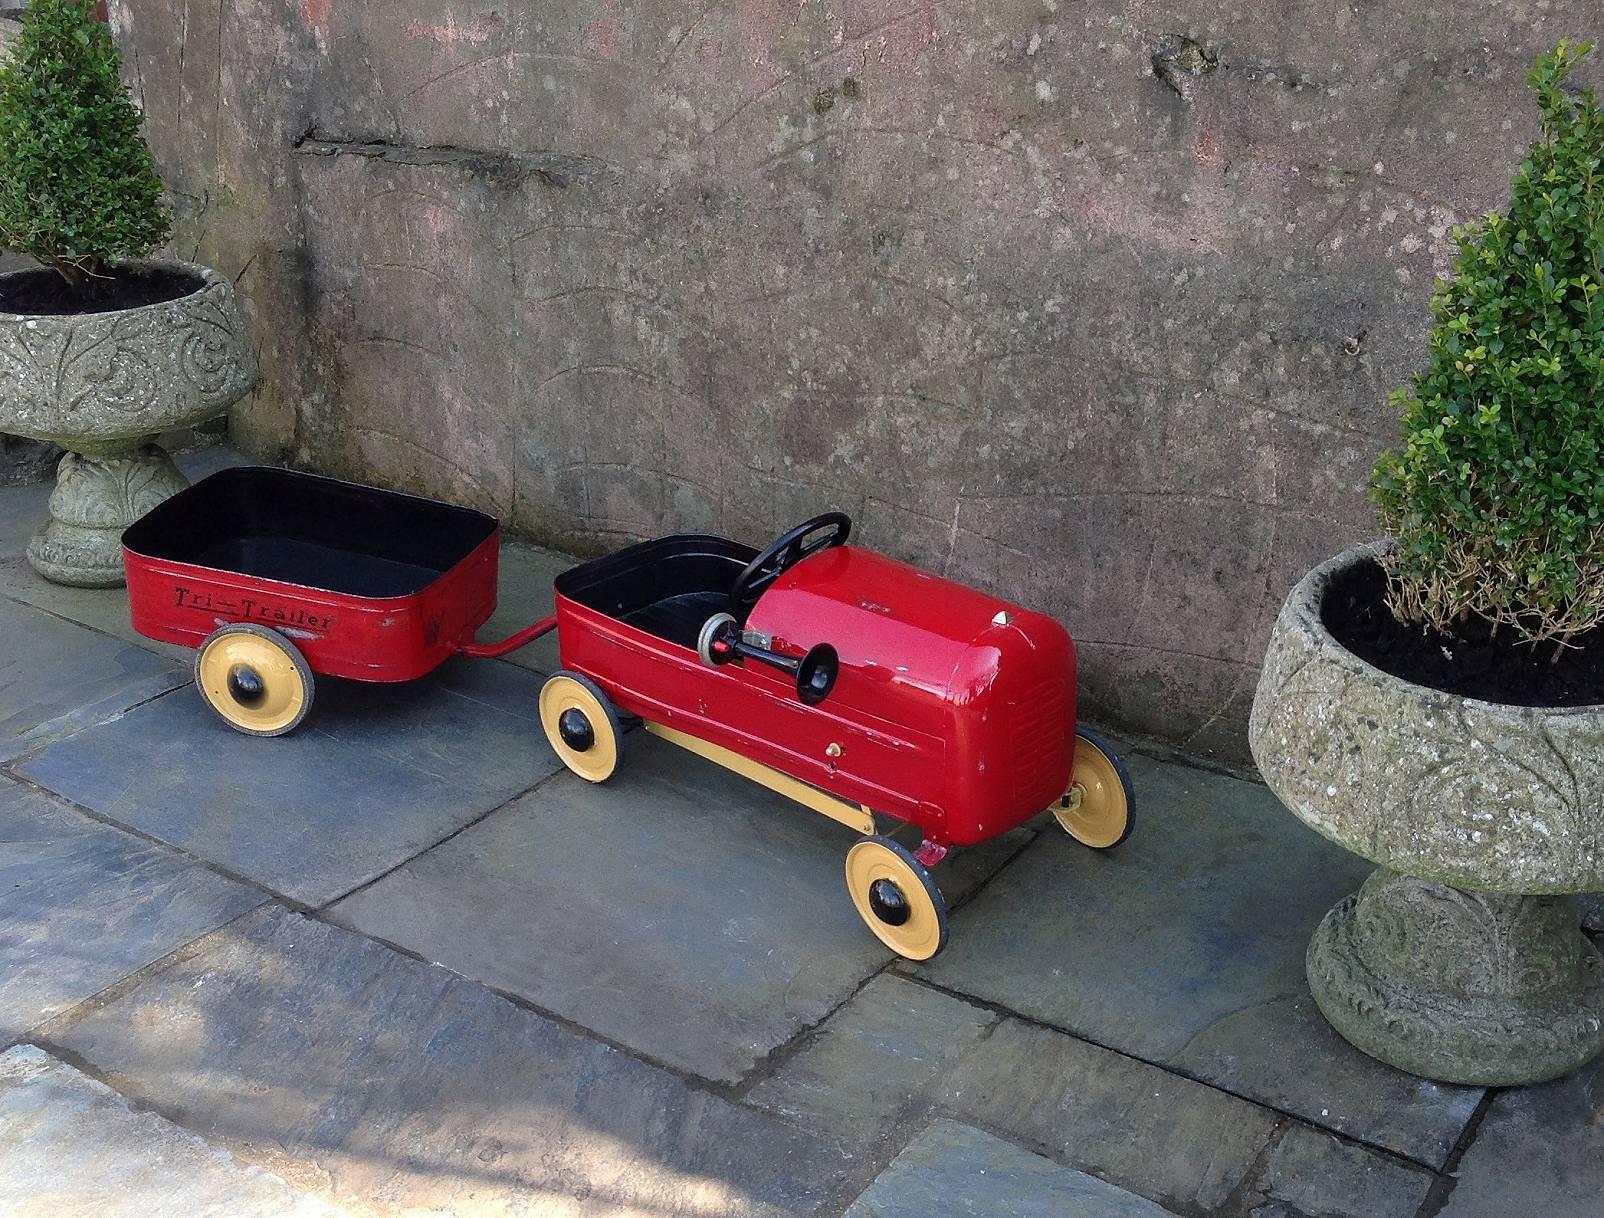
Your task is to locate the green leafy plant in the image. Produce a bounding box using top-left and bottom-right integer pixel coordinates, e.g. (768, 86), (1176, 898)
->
(1371, 40), (1604, 647)
(0, 0), (170, 289)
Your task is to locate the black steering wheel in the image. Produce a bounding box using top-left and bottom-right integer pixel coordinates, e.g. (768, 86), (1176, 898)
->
(730, 512), (852, 615)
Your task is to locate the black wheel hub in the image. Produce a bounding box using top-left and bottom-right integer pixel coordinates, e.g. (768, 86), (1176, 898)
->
(868, 878), (912, 926)
(558, 707), (595, 751)
(227, 664), (267, 707)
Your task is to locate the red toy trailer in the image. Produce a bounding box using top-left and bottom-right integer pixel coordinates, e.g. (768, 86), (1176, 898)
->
(123, 467), (1134, 959)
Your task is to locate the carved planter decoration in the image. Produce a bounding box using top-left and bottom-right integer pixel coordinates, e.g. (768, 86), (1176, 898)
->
(0, 261), (257, 586)
(1250, 542), (1604, 1086)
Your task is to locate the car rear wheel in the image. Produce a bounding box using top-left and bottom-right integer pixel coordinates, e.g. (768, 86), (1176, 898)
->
(1053, 728), (1135, 849)
(194, 623), (315, 737)
(844, 836), (949, 960)
(539, 671), (623, 782)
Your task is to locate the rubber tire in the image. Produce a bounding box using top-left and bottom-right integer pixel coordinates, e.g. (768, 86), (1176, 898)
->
(1060, 727), (1136, 849)
(193, 622), (316, 737)
(844, 835), (950, 961)
(539, 670), (625, 782)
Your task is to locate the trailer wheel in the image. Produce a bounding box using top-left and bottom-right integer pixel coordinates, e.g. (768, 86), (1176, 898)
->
(194, 623), (315, 737)
(844, 837), (949, 961)
(539, 671), (623, 783)
(1054, 729), (1135, 849)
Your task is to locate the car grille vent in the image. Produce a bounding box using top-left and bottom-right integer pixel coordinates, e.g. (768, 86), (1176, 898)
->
(1011, 676), (1067, 798)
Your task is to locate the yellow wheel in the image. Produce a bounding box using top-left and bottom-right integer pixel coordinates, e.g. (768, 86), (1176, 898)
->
(539, 671), (623, 783)
(193, 623), (315, 737)
(1053, 728), (1135, 849)
(844, 837), (949, 961)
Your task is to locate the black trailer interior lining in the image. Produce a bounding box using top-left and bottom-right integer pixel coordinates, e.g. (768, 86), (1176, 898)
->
(555, 535), (758, 649)
(122, 466), (498, 599)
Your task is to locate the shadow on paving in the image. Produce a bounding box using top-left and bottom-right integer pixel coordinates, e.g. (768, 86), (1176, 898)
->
(1438, 1052), (1604, 1217)
(40, 907), (851, 1218)
(0, 1046), (339, 1217)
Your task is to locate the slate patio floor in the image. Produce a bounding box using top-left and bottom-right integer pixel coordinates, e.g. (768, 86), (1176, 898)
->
(1, 448), (1601, 1217)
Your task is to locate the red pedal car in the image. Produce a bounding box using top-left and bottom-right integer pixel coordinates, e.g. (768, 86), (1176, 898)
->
(124, 467), (1135, 959)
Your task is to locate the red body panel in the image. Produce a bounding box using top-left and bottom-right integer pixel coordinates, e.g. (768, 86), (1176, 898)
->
(124, 531), (500, 682)
(557, 543), (1077, 847)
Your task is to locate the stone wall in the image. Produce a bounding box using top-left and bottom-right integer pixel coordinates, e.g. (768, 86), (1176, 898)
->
(108, 0), (1601, 764)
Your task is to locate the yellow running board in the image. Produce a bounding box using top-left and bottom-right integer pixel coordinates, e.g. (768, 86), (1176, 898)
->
(644, 721), (876, 836)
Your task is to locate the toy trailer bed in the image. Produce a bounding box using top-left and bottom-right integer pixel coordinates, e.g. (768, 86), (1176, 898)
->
(122, 466), (547, 735)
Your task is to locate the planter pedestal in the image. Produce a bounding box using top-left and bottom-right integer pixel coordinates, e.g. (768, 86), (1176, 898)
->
(0, 261), (256, 588)
(1307, 869), (1604, 1086)
(26, 446), (188, 587)
(1251, 542), (1604, 1086)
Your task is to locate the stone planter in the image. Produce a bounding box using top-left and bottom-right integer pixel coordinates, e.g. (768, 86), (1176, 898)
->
(0, 261), (257, 586)
(1250, 542), (1604, 1086)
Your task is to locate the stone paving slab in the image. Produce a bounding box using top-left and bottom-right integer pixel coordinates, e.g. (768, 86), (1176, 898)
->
(915, 752), (1483, 1166)
(843, 1119), (1179, 1218)
(747, 974), (996, 1142)
(0, 1045), (340, 1217)
(1169, 986), (1472, 1171)
(0, 774), (263, 1042)
(0, 557), (194, 665)
(929, 1015), (1277, 1213)
(926, 1016), (1432, 1218)
(46, 906), (846, 1218)
(330, 731), (1029, 1083)
(0, 596), (185, 764)
(1438, 1052), (1604, 1217)
(737, 957), (1430, 1218)
(16, 658), (561, 906)
(1259, 1124), (1435, 1218)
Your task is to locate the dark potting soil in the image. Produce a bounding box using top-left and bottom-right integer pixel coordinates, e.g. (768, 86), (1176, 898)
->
(1322, 558), (1604, 707)
(0, 265), (203, 316)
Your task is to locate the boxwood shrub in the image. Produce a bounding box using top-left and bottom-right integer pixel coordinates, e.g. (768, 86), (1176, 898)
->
(1370, 41), (1604, 647)
(0, 0), (170, 288)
